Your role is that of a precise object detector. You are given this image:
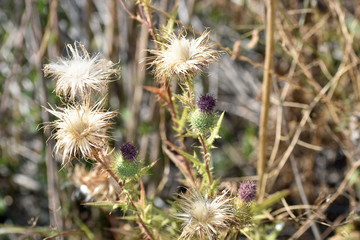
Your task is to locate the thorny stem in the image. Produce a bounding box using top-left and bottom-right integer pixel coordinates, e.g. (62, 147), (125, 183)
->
(143, 2), (160, 45)
(129, 199), (155, 240)
(199, 135), (212, 185)
(186, 78), (195, 106)
(163, 79), (196, 186)
(92, 148), (123, 192)
(163, 140), (196, 186)
(119, 0), (196, 187)
(164, 79), (177, 121)
(93, 148), (155, 240)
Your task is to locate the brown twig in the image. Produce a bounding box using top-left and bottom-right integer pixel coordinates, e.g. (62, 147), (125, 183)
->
(162, 144), (196, 186)
(118, 0), (147, 25)
(33, 0), (63, 234)
(92, 148), (123, 192)
(267, 64), (352, 187)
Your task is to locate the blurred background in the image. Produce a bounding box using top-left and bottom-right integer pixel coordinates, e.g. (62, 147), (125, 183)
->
(1, 0), (360, 239)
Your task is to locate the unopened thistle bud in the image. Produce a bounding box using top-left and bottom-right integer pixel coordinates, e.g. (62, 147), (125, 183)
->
(190, 93), (217, 134)
(238, 180), (256, 202)
(114, 144), (140, 179)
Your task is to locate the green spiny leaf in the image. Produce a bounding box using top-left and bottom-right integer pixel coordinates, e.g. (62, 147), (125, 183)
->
(84, 201), (128, 212)
(177, 149), (206, 174)
(163, 6), (178, 39)
(255, 190), (290, 213)
(206, 111), (225, 148)
(173, 107), (188, 134)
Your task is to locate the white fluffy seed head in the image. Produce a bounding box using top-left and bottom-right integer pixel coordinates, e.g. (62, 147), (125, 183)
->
(149, 31), (220, 80)
(46, 102), (116, 165)
(44, 42), (118, 101)
(175, 188), (234, 240)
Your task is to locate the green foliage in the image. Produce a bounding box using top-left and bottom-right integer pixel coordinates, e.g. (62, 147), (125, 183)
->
(178, 149), (207, 177)
(206, 111), (225, 148)
(254, 190), (290, 214)
(173, 106), (189, 135)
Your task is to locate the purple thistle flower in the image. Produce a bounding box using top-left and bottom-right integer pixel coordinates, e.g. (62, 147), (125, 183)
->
(197, 93), (216, 114)
(238, 180), (256, 202)
(120, 143), (138, 161)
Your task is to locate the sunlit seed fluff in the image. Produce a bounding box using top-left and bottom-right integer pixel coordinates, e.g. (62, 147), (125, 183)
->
(176, 188), (234, 240)
(47, 103), (115, 165)
(150, 31), (220, 79)
(44, 41), (118, 101)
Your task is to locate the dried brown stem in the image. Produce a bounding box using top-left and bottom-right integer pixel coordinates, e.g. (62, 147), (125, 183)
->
(34, 0), (63, 233)
(92, 148), (123, 192)
(164, 79), (177, 122)
(162, 141), (195, 186)
(118, 0), (147, 25)
(258, 0), (276, 202)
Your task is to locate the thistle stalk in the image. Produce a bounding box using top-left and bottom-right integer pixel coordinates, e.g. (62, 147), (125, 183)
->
(199, 135), (212, 185)
(91, 148), (123, 191)
(258, 0), (276, 202)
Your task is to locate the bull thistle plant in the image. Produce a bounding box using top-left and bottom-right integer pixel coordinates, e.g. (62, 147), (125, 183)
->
(42, 17), (266, 239)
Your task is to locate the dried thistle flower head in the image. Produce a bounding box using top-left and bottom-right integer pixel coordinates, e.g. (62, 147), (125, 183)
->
(150, 31), (219, 79)
(197, 93), (216, 114)
(176, 188), (234, 240)
(47, 102), (115, 165)
(70, 164), (116, 202)
(44, 42), (118, 101)
(238, 180), (256, 202)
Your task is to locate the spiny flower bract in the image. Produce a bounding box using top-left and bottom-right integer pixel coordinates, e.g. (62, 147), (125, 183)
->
(44, 41), (118, 101)
(47, 102), (115, 165)
(175, 188), (234, 240)
(189, 109), (216, 134)
(150, 31), (219, 79)
(114, 152), (140, 179)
